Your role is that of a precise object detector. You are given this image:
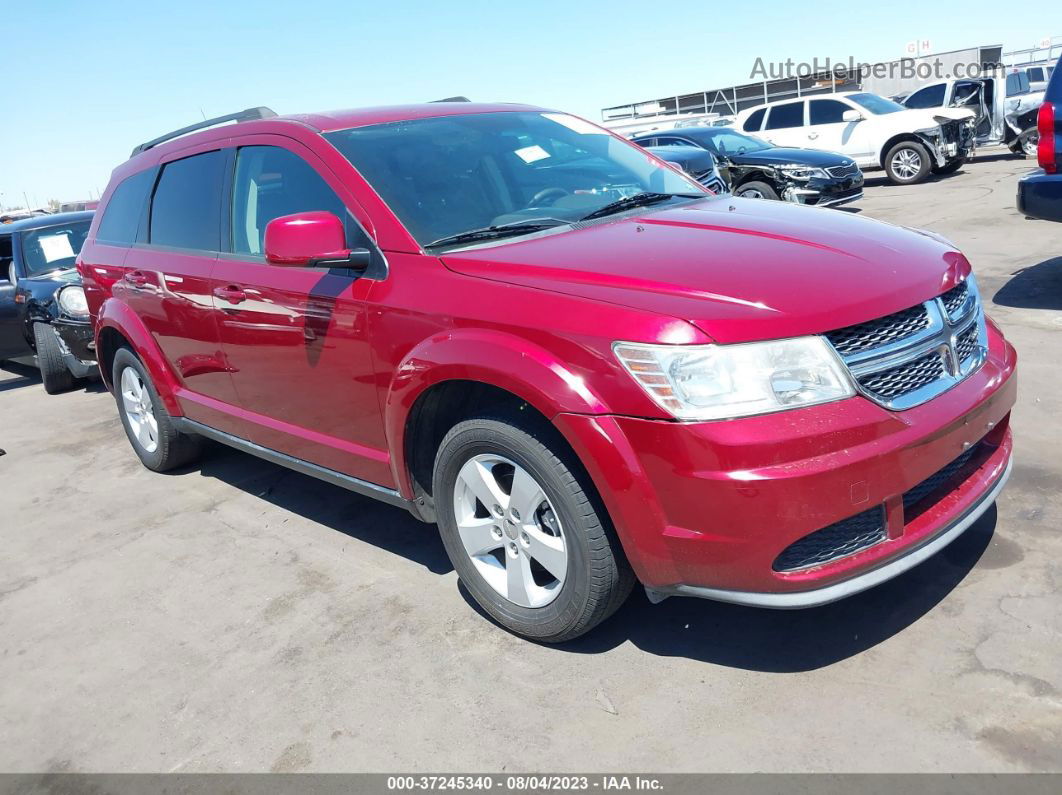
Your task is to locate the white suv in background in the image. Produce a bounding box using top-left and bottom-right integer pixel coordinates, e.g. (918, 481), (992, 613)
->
(735, 92), (975, 185)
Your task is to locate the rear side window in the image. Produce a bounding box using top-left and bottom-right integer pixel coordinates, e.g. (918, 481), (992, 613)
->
(1006, 72), (1030, 96)
(97, 169), (154, 245)
(743, 108), (766, 132)
(150, 151), (224, 251)
(766, 102), (804, 130)
(809, 99), (851, 124)
(231, 146), (347, 255)
(904, 84), (946, 109)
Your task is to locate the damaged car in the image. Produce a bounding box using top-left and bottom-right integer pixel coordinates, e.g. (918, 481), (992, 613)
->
(641, 144), (730, 194)
(901, 76), (1044, 157)
(0, 211), (98, 393)
(736, 92), (975, 184)
(634, 127), (863, 206)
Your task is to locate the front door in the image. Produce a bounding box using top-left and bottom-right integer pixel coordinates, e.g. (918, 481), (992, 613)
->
(807, 98), (876, 162)
(211, 141), (391, 487)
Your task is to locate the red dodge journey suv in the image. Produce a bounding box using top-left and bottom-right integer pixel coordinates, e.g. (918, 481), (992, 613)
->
(77, 103), (1016, 641)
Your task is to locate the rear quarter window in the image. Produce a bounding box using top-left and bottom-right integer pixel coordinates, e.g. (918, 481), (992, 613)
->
(96, 168), (155, 245)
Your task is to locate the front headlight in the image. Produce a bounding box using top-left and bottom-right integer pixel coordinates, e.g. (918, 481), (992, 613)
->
(778, 165), (829, 180)
(57, 285), (89, 318)
(613, 337), (855, 421)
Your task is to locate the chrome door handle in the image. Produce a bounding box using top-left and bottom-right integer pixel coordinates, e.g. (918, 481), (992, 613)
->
(213, 285), (247, 305)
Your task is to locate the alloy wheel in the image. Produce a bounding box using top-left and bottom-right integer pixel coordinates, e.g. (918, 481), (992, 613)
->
(738, 187), (765, 199)
(892, 148), (922, 180)
(452, 454), (568, 608)
(1023, 133), (1039, 157)
(120, 366), (158, 453)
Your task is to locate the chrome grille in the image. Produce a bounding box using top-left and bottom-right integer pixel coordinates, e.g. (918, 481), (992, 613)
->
(940, 281), (971, 321)
(824, 277), (988, 410)
(825, 305), (930, 356)
(773, 507), (886, 572)
(860, 351), (946, 400)
(826, 162), (860, 179)
(955, 323), (979, 363)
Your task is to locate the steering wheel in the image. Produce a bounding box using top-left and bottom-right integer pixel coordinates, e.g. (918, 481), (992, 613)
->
(528, 187), (570, 207)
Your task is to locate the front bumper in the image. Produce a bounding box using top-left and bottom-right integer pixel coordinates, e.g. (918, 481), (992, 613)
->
(554, 322), (1017, 603)
(51, 319), (98, 378)
(1017, 169), (1062, 222)
(784, 175), (864, 208)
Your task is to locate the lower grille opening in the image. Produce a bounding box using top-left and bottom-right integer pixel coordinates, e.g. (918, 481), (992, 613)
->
(772, 507), (887, 573)
(903, 442), (986, 523)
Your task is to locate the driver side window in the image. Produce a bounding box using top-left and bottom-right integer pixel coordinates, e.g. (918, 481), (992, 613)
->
(231, 146), (349, 256)
(0, 235), (13, 283)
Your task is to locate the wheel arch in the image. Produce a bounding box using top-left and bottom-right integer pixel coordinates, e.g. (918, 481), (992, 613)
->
(95, 298), (182, 414)
(879, 133), (928, 168)
(385, 329), (611, 517)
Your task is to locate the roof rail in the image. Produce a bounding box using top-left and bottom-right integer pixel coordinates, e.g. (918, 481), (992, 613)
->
(430, 96), (471, 103)
(130, 106), (278, 157)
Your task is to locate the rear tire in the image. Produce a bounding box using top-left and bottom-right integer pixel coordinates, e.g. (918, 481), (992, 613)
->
(112, 347), (202, 472)
(884, 141), (932, 184)
(33, 323), (75, 395)
(735, 180), (780, 200)
(433, 413), (634, 642)
(1017, 130), (1039, 158)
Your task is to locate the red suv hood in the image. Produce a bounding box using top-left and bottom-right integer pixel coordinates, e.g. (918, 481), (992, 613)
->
(441, 197), (970, 344)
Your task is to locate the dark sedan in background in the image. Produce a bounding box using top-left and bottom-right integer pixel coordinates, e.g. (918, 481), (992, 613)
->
(0, 211), (98, 393)
(644, 144), (729, 194)
(1018, 54), (1062, 222)
(633, 126), (863, 207)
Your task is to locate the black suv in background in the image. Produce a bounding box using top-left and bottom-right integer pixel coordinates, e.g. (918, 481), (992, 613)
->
(1018, 54), (1062, 221)
(632, 127), (863, 207)
(0, 211), (98, 392)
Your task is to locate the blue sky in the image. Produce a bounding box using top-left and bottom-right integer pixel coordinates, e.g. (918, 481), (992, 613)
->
(0, 0), (1053, 205)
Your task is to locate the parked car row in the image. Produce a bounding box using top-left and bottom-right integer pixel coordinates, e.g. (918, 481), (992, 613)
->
(39, 100), (1015, 643)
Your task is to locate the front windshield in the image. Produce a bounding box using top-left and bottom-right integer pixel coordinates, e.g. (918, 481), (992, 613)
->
(325, 112), (705, 246)
(695, 129), (772, 156)
(20, 220), (90, 276)
(848, 93), (905, 115)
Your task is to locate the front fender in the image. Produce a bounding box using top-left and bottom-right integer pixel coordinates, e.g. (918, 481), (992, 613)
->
(96, 297), (183, 414)
(383, 328), (611, 495)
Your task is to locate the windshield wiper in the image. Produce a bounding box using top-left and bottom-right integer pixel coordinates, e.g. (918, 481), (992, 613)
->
(579, 192), (703, 222)
(425, 219), (569, 249)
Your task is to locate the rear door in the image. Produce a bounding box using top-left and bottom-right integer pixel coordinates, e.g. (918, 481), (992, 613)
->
(0, 232), (30, 359)
(121, 147), (241, 420)
(211, 139), (391, 486)
(759, 101), (807, 148)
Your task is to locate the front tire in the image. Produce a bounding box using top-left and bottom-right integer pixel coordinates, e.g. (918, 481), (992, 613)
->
(33, 323), (75, 395)
(433, 414), (634, 642)
(112, 347), (202, 472)
(884, 141), (931, 184)
(931, 158), (964, 176)
(735, 180), (780, 200)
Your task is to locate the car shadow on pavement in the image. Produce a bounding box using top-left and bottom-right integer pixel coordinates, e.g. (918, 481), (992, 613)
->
(0, 361), (41, 392)
(189, 444), (454, 575)
(454, 507), (998, 670)
(993, 257), (1062, 310)
(549, 507), (998, 671)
